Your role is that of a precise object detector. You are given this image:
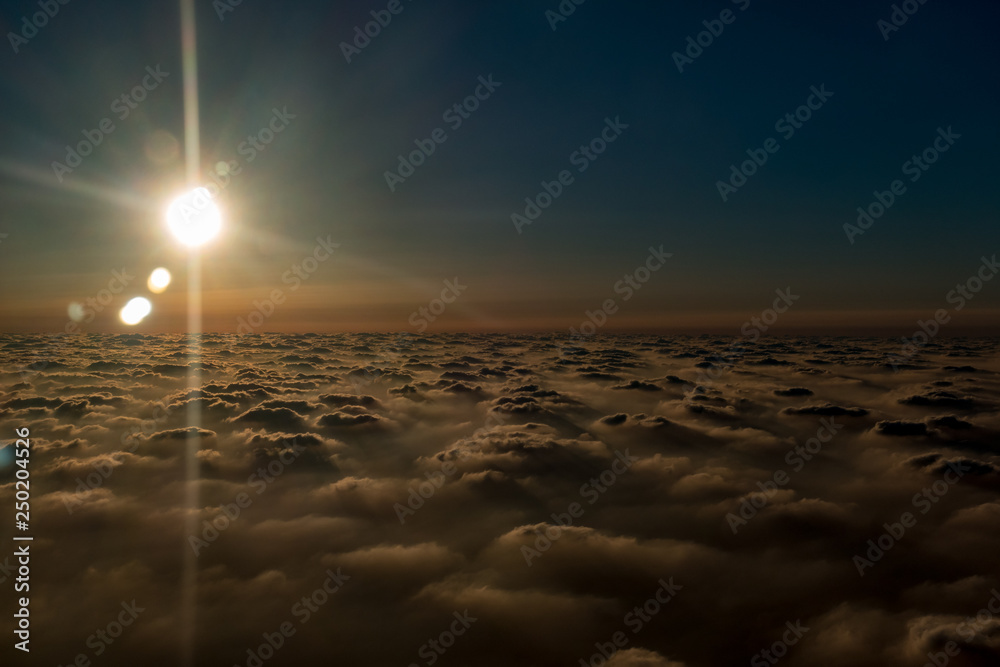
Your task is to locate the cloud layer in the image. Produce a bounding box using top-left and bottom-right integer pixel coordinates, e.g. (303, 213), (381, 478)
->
(2, 333), (999, 666)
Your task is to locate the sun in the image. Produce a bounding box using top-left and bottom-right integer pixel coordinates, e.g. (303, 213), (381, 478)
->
(166, 187), (222, 247)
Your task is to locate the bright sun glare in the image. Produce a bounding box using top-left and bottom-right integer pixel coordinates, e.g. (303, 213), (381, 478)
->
(166, 187), (222, 247)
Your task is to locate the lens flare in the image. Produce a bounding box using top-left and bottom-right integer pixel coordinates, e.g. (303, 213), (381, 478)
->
(148, 267), (172, 293)
(166, 187), (222, 247)
(120, 297), (153, 325)
(67, 302), (85, 322)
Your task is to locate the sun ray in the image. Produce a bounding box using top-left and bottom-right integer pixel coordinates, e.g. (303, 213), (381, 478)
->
(0, 158), (150, 211)
(178, 0), (203, 664)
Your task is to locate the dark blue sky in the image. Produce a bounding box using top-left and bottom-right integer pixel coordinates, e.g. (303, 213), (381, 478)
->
(1, 0), (998, 332)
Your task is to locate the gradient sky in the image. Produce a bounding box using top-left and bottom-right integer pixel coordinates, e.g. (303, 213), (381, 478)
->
(0, 0), (998, 334)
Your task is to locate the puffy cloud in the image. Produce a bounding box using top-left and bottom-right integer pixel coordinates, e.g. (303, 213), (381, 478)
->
(230, 405), (308, 429)
(1, 333), (998, 666)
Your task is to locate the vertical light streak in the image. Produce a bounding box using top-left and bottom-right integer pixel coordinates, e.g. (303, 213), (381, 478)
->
(179, 0), (202, 664)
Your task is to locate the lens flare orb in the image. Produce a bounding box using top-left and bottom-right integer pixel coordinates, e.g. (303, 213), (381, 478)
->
(120, 297), (153, 325)
(148, 267), (172, 293)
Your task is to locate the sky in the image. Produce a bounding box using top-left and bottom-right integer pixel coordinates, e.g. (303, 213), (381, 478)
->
(2, 4), (1000, 664)
(0, 0), (998, 334)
